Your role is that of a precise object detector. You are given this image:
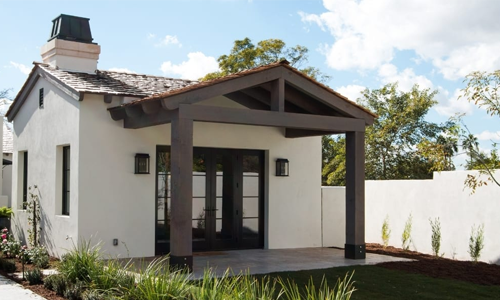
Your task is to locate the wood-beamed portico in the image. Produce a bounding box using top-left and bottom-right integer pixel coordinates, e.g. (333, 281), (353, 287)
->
(108, 61), (375, 270)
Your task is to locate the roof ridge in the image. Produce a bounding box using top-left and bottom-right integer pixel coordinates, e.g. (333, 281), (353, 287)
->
(98, 69), (197, 82)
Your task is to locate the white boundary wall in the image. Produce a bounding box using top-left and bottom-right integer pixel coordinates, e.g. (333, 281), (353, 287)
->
(322, 170), (500, 264)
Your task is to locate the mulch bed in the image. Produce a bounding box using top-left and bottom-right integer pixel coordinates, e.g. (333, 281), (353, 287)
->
(366, 243), (500, 286)
(1, 245), (499, 300)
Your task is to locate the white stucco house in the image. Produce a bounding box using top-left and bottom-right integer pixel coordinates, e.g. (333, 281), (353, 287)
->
(6, 14), (374, 269)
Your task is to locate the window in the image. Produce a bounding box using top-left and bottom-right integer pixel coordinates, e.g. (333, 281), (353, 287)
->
(39, 88), (44, 108)
(22, 151), (28, 209)
(62, 146), (70, 215)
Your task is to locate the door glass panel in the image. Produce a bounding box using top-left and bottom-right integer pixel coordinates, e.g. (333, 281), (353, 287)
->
(192, 220), (205, 241)
(242, 218), (259, 239)
(193, 153), (206, 197)
(192, 152), (207, 241)
(156, 151), (171, 244)
(192, 198), (206, 219)
(243, 176), (259, 197)
(242, 197), (259, 218)
(215, 153), (233, 241)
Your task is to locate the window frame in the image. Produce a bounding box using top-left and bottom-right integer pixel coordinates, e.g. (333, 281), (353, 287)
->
(62, 146), (70, 215)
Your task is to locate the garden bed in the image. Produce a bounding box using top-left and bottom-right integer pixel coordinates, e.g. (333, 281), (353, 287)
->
(366, 243), (500, 286)
(1, 243), (499, 300)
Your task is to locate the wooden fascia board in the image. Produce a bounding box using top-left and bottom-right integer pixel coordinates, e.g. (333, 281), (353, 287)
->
(178, 104), (365, 132)
(38, 71), (82, 101)
(6, 70), (41, 122)
(282, 69), (375, 125)
(160, 67), (284, 109)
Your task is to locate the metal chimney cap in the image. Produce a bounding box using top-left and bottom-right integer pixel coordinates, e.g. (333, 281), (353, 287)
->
(48, 14), (95, 44)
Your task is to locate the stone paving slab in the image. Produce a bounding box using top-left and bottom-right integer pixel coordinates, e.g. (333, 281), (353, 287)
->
(0, 274), (47, 300)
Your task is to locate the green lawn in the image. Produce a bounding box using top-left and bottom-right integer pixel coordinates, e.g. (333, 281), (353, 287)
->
(255, 265), (500, 300)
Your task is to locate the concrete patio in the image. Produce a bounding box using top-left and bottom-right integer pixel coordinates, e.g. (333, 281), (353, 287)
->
(124, 247), (411, 278)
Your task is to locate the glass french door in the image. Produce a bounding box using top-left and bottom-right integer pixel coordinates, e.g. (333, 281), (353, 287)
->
(155, 146), (264, 254)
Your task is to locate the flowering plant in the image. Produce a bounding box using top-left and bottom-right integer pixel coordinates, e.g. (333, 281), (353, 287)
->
(0, 228), (22, 258)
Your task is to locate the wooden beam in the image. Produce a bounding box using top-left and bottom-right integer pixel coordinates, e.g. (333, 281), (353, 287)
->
(141, 100), (163, 114)
(161, 67), (283, 109)
(242, 87), (304, 113)
(285, 128), (342, 138)
(224, 92), (269, 110)
(285, 85), (337, 115)
(170, 115), (194, 270)
(271, 78), (284, 112)
(124, 105), (143, 119)
(345, 131), (366, 259)
(178, 104), (365, 132)
(108, 107), (127, 121)
(104, 95), (113, 103)
(282, 69), (375, 125)
(124, 109), (178, 129)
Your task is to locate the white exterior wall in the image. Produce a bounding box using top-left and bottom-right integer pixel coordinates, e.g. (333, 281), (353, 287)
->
(11, 78), (80, 256)
(78, 96), (322, 258)
(322, 171), (500, 264)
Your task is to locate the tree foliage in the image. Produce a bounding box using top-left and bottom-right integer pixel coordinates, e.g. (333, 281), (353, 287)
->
(0, 88), (10, 99)
(460, 71), (500, 193)
(322, 83), (458, 185)
(201, 38), (330, 82)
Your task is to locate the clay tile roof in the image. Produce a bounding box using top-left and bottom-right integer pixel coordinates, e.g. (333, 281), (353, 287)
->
(37, 63), (196, 97)
(123, 60), (376, 118)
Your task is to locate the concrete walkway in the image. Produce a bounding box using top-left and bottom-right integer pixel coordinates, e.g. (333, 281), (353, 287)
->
(192, 247), (411, 277)
(0, 273), (47, 300)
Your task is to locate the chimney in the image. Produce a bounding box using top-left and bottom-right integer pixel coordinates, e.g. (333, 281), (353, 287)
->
(40, 14), (101, 73)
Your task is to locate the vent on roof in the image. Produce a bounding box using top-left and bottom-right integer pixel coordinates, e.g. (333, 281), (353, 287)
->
(48, 14), (94, 44)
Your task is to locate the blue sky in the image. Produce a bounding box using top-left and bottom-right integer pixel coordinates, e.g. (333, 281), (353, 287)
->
(1, 0), (499, 167)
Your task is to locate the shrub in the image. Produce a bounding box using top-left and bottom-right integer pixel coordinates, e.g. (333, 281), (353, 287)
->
(130, 256), (191, 300)
(280, 272), (356, 300)
(468, 224), (485, 262)
(401, 214), (413, 251)
(58, 240), (104, 284)
(26, 268), (43, 285)
(26, 246), (50, 268)
(0, 207), (13, 218)
(0, 258), (16, 272)
(381, 215), (391, 248)
(429, 217), (442, 257)
(64, 281), (86, 300)
(44, 274), (68, 296)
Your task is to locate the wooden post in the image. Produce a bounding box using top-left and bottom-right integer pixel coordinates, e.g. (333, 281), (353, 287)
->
(271, 78), (285, 112)
(345, 131), (366, 259)
(170, 115), (194, 270)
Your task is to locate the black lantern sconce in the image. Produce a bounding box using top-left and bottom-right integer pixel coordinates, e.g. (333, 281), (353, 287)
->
(276, 158), (289, 176)
(135, 153), (150, 174)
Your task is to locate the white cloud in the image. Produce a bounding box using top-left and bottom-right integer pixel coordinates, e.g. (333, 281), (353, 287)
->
(147, 33), (156, 40)
(378, 63), (433, 92)
(335, 84), (365, 102)
(160, 52), (219, 80)
(435, 88), (473, 117)
(157, 35), (182, 47)
(108, 67), (136, 73)
(300, 0), (500, 78)
(10, 61), (31, 75)
(476, 130), (500, 141)
(433, 43), (500, 80)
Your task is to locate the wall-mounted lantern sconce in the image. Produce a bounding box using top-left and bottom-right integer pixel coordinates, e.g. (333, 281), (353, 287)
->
(276, 158), (289, 176)
(135, 153), (150, 174)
